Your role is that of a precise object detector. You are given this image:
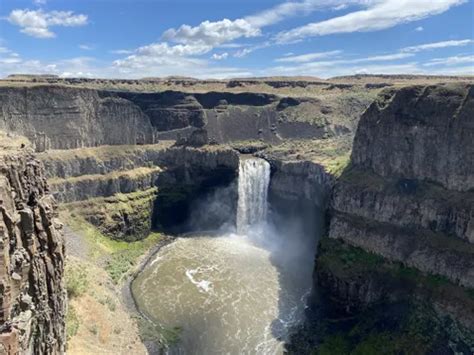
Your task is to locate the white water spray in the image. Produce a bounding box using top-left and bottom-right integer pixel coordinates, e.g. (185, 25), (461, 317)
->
(236, 157), (271, 234)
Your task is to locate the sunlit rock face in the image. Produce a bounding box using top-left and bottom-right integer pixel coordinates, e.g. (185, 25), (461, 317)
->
(0, 142), (66, 354)
(352, 83), (474, 191)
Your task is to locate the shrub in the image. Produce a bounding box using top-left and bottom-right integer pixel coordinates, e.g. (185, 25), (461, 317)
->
(65, 264), (89, 298)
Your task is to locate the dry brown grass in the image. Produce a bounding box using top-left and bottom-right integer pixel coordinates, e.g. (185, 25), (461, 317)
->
(66, 256), (147, 355)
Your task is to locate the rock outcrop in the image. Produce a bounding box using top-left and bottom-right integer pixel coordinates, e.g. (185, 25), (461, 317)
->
(0, 138), (66, 354)
(288, 83), (474, 355)
(329, 83), (474, 287)
(352, 84), (474, 191)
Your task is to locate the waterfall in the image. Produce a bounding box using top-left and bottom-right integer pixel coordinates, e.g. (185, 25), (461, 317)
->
(236, 157), (271, 234)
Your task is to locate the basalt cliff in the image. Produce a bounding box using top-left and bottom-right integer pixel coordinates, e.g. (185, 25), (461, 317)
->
(290, 83), (474, 354)
(0, 134), (66, 354)
(0, 76), (473, 354)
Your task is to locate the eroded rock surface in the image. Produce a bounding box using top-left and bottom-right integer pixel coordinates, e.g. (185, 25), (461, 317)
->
(330, 83), (474, 287)
(0, 141), (65, 354)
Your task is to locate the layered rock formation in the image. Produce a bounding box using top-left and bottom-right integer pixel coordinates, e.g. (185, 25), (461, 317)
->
(39, 143), (239, 239)
(289, 83), (474, 354)
(329, 83), (474, 287)
(0, 136), (66, 354)
(0, 85), (365, 151)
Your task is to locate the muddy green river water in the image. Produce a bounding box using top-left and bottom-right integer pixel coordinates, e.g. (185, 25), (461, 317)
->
(132, 233), (313, 354)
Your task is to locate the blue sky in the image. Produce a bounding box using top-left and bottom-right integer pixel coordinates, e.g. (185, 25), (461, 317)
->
(0, 0), (473, 78)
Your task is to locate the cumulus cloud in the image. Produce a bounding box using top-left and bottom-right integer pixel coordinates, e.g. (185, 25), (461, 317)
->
(415, 26), (424, 31)
(401, 39), (474, 52)
(162, 19), (260, 46)
(276, 0), (466, 43)
(7, 9), (88, 38)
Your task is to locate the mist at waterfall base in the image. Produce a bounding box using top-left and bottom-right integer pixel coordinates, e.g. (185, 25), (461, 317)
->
(132, 158), (319, 354)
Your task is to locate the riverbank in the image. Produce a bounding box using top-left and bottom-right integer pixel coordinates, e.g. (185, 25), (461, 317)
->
(121, 235), (176, 354)
(62, 210), (172, 354)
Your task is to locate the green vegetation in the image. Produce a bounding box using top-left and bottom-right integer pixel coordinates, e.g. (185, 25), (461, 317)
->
(135, 316), (182, 349)
(66, 305), (80, 341)
(325, 154), (350, 177)
(262, 137), (352, 174)
(62, 188), (157, 241)
(99, 296), (116, 312)
(307, 301), (472, 355)
(49, 166), (162, 185)
(316, 335), (350, 355)
(65, 264), (89, 298)
(306, 237), (474, 354)
(318, 237), (474, 298)
(62, 211), (165, 283)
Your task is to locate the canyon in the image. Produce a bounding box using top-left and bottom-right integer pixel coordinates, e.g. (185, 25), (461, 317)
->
(0, 75), (473, 354)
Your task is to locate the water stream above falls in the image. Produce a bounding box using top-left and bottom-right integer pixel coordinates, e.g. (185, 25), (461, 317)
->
(132, 158), (316, 354)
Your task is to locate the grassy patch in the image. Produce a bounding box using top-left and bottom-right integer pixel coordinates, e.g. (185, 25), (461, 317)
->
(65, 264), (89, 298)
(48, 166), (162, 185)
(62, 211), (163, 259)
(319, 237), (474, 299)
(62, 188), (157, 241)
(135, 316), (182, 349)
(318, 237), (384, 276)
(325, 154), (351, 177)
(66, 305), (80, 341)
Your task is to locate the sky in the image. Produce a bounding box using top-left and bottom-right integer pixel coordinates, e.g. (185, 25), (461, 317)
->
(0, 0), (473, 79)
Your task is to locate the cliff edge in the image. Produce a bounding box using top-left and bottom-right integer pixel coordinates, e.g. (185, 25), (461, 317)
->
(0, 132), (66, 354)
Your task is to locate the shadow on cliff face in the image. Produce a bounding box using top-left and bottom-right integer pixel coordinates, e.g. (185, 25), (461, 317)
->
(151, 166), (237, 234)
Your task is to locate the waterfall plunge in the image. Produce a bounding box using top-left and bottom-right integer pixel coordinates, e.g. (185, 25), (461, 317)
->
(236, 157), (271, 235)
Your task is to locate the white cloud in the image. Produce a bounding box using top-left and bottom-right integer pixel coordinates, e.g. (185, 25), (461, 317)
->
(245, 0), (360, 28)
(162, 19), (260, 46)
(401, 39), (474, 52)
(333, 4), (348, 11)
(110, 49), (134, 55)
(33, 0), (47, 5)
(79, 44), (93, 50)
(276, 0), (466, 43)
(0, 55), (106, 79)
(423, 54), (474, 66)
(212, 52), (229, 60)
(7, 9), (88, 38)
(276, 51), (413, 65)
(234, 48), (254, 58)
(415, 26), (424, 31)
(275, 50), (342, 63)
(357, 52), (414, 62)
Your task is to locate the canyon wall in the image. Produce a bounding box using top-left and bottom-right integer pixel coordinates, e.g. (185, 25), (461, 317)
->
(39, 144), (239, 239)
(0, 85), (363, 151)
(289, 83), (474, 354)
(0, 137), (66, 354)
(329, 83), (474, 287)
